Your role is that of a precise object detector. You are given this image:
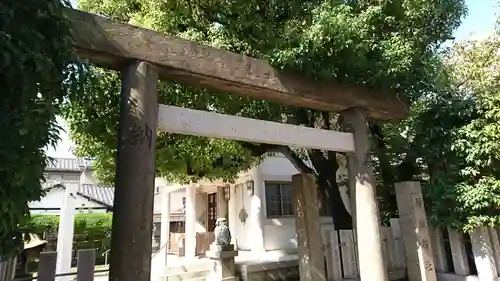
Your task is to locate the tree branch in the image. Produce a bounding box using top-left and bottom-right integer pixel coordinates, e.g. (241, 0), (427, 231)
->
(278, 146), (314, 173)
(321, 111), (331, 130)
(239, 141), (313, 173)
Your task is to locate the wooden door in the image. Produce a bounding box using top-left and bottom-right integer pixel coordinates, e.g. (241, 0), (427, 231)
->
(207, 193), (217, 232)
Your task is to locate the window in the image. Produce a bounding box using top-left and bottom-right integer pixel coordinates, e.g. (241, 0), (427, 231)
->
(265, 182), (294, 217)
(63, 174), (81, 181)
(182, 197), (186, 210)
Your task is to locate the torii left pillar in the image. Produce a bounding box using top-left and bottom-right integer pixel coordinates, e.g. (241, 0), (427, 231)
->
(109, 61), (159, 281)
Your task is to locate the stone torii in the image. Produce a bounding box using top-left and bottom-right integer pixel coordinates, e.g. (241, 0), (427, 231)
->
(65, 7), (409, 281)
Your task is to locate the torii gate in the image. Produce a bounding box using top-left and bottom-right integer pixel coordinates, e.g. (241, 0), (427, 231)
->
(66, 8), (408, 281)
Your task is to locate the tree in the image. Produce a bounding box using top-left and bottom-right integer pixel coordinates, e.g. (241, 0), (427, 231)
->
(426, 30), (500, 231)
(372, 20), (500, 231)
(64, 0), (466, 229)
(0, 0), (83, 257)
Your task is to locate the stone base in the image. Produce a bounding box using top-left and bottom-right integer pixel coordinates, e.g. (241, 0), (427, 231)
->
(207, 276), (239, 281)
(206, 250), (239, 260)
(206, 244), (238, 260)
(210, 244), (235, 252)
(205, 244), (239, 281)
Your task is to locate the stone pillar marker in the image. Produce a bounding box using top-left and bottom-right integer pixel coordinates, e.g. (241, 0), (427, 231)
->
(395, 181), (437, 281)
(206, 218), (239, 281)
(110, 61), (158, 281)
(342, 108), (387, 281)
(447, 228), (470, 275)
(159, 188), (171, 268)
(292, 173), (327, 281)
(470, 227), (498, 281)
(487, 228), (500, 273)
(185, 185), (197, 258)
(429, 228), (448, 273)
(56, 183), (77, 281)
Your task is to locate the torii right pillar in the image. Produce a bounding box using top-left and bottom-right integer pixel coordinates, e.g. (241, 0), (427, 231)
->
(342, 108), (388, 281)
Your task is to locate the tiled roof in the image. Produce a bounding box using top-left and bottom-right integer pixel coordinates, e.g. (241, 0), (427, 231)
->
(46, 157), (93, 171)
(46, 158), (81, 171)
(78, 184), (114, 208)
(44, 182), (114, 208)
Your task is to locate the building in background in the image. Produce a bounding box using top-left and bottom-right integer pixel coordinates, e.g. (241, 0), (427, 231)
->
(157, 153), (351, 257)
(30, 158), (113, 214)
(30, 158), (186, 242)
(33, 155), (350, 257)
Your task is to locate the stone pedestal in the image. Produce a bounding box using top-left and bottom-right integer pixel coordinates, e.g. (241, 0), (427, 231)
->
(395, 181), (437, 281)
(205, 245), (239, 281)
(292, 173), (327, 281)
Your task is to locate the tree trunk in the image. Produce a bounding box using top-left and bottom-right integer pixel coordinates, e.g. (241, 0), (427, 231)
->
(309, 151), (352, 230)
(316, 171), (353, 229)
(278, 146), (353, 230)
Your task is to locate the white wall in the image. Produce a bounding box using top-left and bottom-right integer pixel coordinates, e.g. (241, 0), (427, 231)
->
(45, 171), (81, 182)
(229, 154), (350, 252)
(80, 169), (96, 185)
(29, 187), (107, 214)
(229, 182), (253, 250)
(259, 155), (301, 251)
(154, 188), (186, 215)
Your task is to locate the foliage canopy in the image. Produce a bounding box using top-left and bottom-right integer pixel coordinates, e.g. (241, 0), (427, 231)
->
(69, 0), (466, 177)
(24, 214), (112, 257)
(426, 30), (500, 231)
(0, 0), (81, 257)
(65, 0), (466, 229)
(374, 20), (500, 231)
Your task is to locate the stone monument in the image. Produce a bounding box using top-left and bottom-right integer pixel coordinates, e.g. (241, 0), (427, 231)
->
(206, 218), (239, 281)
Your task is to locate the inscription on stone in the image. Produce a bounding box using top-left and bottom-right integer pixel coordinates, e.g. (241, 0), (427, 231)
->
(421, 239), (430, 251)
(418, 219), (427, 229)
(414, 196), (423, 209)
(129, 122), (153, 149)
(424, 260), (434, 272)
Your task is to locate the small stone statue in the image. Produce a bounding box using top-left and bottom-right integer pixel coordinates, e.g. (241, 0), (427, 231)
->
(213, 217), (231, 246)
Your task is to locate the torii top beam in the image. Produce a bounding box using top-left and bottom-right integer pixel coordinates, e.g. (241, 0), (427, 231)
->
(66, 8), (408, 120)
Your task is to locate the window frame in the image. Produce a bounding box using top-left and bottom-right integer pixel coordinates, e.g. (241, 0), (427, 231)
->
(264, 181), (294, 218)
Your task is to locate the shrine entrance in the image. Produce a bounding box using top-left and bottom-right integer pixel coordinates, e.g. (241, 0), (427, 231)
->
(65, 7), (408, 281)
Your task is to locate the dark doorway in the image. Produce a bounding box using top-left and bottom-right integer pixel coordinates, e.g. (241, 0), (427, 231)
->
(207, 193), (217, 232)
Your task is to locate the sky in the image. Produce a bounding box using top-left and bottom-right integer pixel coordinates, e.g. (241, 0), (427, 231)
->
(46, 0), (500, 158)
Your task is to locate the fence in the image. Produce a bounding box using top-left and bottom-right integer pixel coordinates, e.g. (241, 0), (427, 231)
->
(195, 232), (215, 256)
(1, 249), (102, 281)
(152, 232), (213, 256)
(430, 226), (500, 281)
(4, 226), (500, 281)
(40, 233), (108, 266)
(321, 219), (407, 281)
(321, 219), (500, 281)
(0, 257), (17, 281)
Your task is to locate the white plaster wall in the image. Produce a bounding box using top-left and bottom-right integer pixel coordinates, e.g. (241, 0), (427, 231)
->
(29, 188), (106, 214)
(259, 154), (299, 180)
(263, 217), (335, 251)
(229, 183), (253, 250)
(229, 154), (350, 252)
(79, 169), (96, 184)
(195, 191), (207, 232)
(154, 188), (186, 215)
(45, 171), (81, 182)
